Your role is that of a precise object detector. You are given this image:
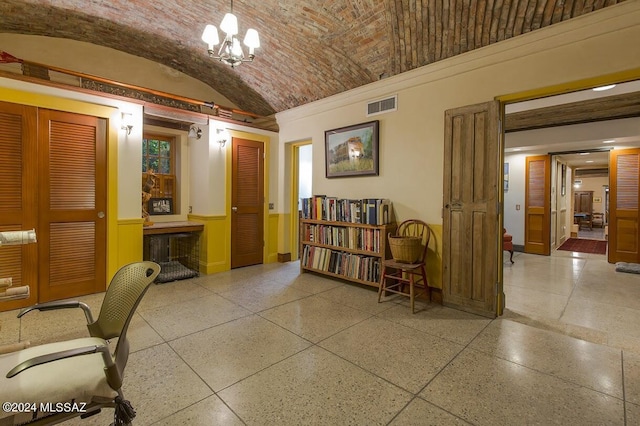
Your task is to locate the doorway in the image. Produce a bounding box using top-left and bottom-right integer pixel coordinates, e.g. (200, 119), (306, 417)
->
(290, 142), (312, 261)
(500, 84), (640, 333)
(504, 80), (640, 261)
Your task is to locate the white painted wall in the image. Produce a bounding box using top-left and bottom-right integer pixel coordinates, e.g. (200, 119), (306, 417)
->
(503, 154), (527, 245)
(276, 2), (640, 232)
(298, 144), (313, 209)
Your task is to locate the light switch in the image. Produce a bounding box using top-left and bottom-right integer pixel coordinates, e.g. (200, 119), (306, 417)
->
(516, 204), (521, 211)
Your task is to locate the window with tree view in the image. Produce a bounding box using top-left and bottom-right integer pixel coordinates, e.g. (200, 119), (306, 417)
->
(142, 134), (177, 214)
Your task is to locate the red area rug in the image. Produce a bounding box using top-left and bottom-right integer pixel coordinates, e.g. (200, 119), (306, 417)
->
(557, 238), (607, 255)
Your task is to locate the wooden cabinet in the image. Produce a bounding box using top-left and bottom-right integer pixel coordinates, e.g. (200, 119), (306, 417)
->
(300, 219), (396, 287)
(574, 191), (593, 214)
(574, 190), (593, 230)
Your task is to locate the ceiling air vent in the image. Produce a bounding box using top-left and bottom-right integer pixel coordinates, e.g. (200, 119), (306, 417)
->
(366, 95), (397, 117)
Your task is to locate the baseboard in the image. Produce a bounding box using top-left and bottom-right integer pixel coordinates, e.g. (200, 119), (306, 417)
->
(429, 287), (443, 304)
(277, 252), (292, 262)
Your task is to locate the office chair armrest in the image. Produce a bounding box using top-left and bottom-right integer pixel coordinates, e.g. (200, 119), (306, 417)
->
(6, 344), (113, 379)
(18, 301), (95, 324)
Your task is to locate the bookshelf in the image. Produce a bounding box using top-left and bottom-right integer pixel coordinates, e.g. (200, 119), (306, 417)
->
(300, 219), (396, 288)
(299, 196), (396, 287)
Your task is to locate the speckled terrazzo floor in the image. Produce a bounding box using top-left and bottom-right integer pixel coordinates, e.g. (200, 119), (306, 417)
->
(1, 255), (639, 425)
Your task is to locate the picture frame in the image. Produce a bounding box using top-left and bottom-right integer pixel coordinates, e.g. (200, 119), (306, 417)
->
(325, 120), (379, 178)
(148, 197), (173, 215)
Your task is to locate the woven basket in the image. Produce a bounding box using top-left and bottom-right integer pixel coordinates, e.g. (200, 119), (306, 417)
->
(388, 233), (422, 263)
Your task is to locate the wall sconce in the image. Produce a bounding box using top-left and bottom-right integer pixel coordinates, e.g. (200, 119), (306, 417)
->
(188, 125), (202, 140)
(216, 127), (230, 147)
(121, 112), (133, 135)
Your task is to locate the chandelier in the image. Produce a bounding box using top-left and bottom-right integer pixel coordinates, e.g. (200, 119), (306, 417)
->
(201, 0), (260, 68)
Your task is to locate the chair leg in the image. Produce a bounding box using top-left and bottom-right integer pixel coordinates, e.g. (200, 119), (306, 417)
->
(409, 273), (415, 314)
(420, 265), (429, 301)
(378, 266), (386, 302)
(509, 250), (514, 264)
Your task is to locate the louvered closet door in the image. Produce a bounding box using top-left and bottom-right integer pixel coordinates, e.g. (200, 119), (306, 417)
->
(38, 109), (107, 301)
(524, 155), (551, 255)
(231, 138), (264, 268)
(0, 101), (38, 311)
(609, 148), (640, 263)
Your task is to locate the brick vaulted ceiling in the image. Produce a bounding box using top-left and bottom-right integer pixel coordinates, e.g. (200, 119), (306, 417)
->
(0, 0), (627, 117)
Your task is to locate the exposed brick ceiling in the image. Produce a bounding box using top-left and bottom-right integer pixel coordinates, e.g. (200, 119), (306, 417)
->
(0, 0), (627, 117)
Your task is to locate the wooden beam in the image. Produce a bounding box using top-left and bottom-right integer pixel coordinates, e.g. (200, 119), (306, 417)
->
(505, 91), (640, 132)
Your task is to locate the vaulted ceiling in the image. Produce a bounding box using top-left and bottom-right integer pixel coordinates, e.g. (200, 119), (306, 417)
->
(0, 0), (627, 117)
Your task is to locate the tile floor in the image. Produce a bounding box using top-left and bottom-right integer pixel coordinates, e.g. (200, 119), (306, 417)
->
(0, 252), (639, 425)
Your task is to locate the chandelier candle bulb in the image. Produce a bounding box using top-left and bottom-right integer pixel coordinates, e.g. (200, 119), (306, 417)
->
(220, 13), (238, 35)
(201, 25), (219, 49)
(201, 0), (260, 67)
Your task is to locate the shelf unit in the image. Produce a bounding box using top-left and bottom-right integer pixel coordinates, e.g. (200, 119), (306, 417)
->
(300, 219), (396, 287)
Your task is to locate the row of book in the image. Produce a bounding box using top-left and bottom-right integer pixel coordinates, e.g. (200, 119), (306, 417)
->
(301, 245), (382, 283)
(301, 224), (382, 253)
(301, 196), (392, 225)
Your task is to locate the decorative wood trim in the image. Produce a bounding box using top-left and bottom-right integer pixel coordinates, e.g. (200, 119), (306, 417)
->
(505, 92), (640, 132)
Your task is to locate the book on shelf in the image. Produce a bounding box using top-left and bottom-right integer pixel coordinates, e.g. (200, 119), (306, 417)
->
(301, 245), (383, 283)
(300, 195), (393, 224)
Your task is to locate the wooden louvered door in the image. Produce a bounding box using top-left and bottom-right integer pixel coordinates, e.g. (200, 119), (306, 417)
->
(609, 148), (640, 263)
(524, 155), (551, 255)
(0, 101), (38, 311)
(38, 109), (107, 302)
(231, 138), (264, 269)
(442, 101), (500, 318)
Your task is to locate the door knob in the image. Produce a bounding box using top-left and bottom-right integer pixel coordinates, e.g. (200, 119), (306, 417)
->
(231, 206), (238, 212)
(97, 211), (105, 219)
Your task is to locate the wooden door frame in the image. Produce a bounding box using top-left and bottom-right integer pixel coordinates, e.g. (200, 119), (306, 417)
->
(288, 140), (312, 262)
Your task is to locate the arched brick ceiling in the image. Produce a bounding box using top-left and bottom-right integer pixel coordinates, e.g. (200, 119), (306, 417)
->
(0, 0), (626, 116)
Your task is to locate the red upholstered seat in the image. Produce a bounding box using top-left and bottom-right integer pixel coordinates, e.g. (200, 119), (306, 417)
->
(503, 228), (514, 263)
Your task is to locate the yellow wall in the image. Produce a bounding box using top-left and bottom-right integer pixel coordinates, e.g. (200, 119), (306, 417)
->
(117, 219), (144, 266)
(425, 225), (443, 290)
(188, 214), (228, 274)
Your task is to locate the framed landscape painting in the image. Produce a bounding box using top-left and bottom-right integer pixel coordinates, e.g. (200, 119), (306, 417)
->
(325, 120), (379, 178)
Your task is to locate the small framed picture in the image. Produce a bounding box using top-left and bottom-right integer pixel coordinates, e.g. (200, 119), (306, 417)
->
(593, 196), (602, 203)
(149, 198), (173, 215)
